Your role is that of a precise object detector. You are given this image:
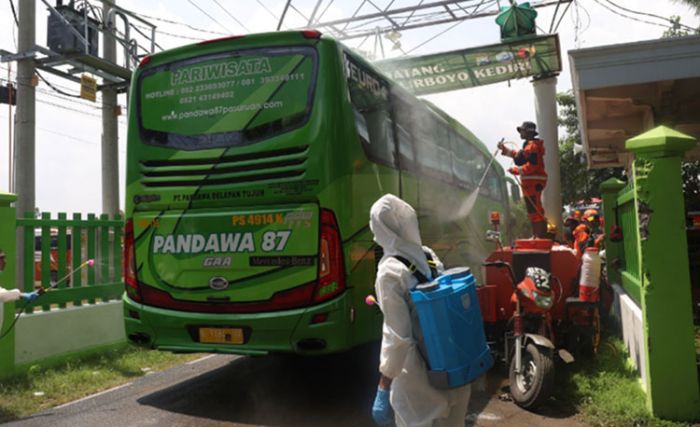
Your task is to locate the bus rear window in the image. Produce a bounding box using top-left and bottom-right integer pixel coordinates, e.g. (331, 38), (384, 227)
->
(137, 46), (317, 150)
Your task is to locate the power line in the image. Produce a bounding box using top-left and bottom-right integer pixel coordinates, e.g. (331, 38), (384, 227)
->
(406, 19), (465, 54)
(1, 113), (127, 151)
(604, 0), (696, 31)
(8, 0), (18, 25)
(405, 0), (493, 54)
(36, 71), (81, 98)
(212, 0), (251, 32)
(133, 22), (204, 42)
(186, 0), (232, 34)
(256, 0), (280, 20)
(131, 11), (227, 36)
(591, 0), (675, 29)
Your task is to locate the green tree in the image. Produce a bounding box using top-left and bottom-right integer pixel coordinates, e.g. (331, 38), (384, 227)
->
(556, 91), (624, 207)
(661, 6), (700, 211)
(672, 0), (700, 14)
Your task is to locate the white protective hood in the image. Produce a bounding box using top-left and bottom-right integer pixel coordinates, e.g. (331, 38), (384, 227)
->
(369, 194), (471, 427)
(369, 194), (430, 277)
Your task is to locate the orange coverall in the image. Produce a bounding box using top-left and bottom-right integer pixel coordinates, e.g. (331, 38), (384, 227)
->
(503, 138), (547, 223)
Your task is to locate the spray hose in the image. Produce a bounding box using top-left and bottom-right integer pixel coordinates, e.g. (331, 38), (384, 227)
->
(0, 259), (95, 341)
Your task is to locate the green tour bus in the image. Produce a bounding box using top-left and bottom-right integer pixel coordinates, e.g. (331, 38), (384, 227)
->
(123, 30), (512, 356)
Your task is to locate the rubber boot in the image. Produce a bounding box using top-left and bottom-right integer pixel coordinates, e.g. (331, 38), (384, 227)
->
(531, 221), (547, 239)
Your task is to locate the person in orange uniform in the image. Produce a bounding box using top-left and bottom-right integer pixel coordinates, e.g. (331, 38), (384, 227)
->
(572, 209), (604, 257)
(564, 210), (582, 247)
(498, 121), (547, 238)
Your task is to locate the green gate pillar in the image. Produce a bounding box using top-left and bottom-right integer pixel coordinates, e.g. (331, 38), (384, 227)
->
(0, 192), (17, 379)
(600, 178), (626, 288)
(626, 126), (700, 420)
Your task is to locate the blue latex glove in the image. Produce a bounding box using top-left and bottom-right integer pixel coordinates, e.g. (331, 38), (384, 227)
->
(21, 291), (40, 302)
(371, 387), (393, 426)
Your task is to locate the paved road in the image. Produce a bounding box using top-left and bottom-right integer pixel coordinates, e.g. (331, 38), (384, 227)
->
(6, 345), (587, 427)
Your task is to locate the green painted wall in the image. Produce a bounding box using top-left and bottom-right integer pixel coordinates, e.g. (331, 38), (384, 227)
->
(0, 193), (17, 379)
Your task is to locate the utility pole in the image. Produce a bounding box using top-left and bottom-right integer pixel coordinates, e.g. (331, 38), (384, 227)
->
(533, 75), (563, 238)
(101, 0), (119, 216)
(15, 0), (36, 289)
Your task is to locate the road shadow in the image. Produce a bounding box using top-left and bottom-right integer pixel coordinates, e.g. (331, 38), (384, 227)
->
(138, 344), (380, 427)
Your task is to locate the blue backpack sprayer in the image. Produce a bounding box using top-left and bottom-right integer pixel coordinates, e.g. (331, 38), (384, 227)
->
(368, 256), (493, 389)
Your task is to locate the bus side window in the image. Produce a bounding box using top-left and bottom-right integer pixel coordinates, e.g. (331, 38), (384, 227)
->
(484, 168), (503, 200)
(392, 96), (417, 171)
(346, 56), (395, 166)
(414, 108), (451, 182)
(451, 133), (485, 188)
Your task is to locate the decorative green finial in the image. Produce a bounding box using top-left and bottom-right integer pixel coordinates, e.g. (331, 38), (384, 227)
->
(495, 2), (538, 41)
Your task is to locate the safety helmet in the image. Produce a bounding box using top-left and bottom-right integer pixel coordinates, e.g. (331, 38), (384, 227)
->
(582, 209), (599, 224)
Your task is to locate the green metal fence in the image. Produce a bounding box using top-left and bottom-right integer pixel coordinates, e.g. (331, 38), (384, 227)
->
(17, 212), (124, 311)
(600, 126), (700, 420)
(615, 183), (643, 303)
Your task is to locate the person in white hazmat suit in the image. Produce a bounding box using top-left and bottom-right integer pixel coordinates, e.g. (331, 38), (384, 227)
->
(369, 194), (471, 427)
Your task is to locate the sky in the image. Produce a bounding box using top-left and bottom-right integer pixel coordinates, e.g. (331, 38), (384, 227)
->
(0, 0), (698, 215)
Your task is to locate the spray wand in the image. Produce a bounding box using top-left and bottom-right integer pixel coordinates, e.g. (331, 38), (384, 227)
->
(0, 259), (95, 341)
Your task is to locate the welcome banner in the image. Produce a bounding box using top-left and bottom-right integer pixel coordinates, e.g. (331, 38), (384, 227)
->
(375, 34), (561, 96)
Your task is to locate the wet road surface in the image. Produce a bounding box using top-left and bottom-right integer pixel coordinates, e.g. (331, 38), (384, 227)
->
(5, 344), (587, 427)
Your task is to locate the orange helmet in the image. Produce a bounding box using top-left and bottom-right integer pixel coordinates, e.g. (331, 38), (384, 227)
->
(582, 209), (599, 224)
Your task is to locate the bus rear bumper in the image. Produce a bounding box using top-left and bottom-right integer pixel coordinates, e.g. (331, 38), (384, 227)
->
(123, 292), (354, 355)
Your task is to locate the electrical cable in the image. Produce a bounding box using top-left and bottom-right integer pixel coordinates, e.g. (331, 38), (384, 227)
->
(36, 71), (81, 98)
(605, 0), (696, 31)
(403, 0), (495, 55)
(256, 0), (281, 20)
(131, 11), (227, 36)
(186, 0), (232, 34)
(591, 0), (676, 29)
(212, 0), (251, 33)
(8, 0), (18, 25)
(132, 22), (204, 42)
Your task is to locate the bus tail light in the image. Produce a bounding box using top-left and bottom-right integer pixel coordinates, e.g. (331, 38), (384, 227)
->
(301, 29), (322, 39)
(124, 219), (142, 302)
(140, 281), (316, 313)
(313, 209), (345, 303)
(138, 55), (151, 67)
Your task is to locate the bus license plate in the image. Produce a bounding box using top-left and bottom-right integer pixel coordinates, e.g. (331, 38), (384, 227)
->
(199, 327), (244, 344)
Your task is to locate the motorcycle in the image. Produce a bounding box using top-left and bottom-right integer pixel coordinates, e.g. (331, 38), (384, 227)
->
(478, 229), (601, 408)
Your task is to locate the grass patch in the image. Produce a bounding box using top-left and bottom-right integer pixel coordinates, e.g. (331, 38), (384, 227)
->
(0, 345), (201, 423)
(555, 336), (693, 427)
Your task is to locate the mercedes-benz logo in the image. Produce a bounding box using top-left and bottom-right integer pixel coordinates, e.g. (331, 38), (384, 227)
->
(209, 276), (229, 290)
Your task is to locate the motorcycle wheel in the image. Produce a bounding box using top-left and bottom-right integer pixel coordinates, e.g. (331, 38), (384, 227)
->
(509, 343), (555, 408)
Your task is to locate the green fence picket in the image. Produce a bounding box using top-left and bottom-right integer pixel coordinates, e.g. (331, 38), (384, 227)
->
(18, 212), (34, 313)
(100, 214), (110, 300)
(113, 214), (123, 296)
(22, 212), (34, 293)
(72, 213), (83, 306)
(57, 212), (67, 309)
(87, 213), (97, 304)
(40, 212), (51, 312)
